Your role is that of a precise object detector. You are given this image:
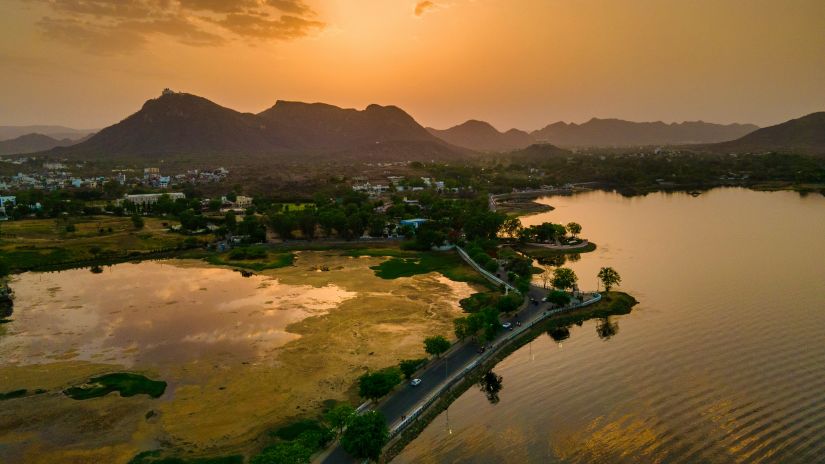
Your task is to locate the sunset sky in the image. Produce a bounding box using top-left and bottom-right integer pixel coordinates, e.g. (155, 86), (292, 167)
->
(1, 0), (824, 130)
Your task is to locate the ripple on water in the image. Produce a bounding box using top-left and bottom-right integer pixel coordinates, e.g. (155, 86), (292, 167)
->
(394, 189), (825, 464)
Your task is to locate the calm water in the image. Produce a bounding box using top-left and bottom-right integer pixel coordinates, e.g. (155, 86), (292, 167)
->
(395, 188), (825, 464)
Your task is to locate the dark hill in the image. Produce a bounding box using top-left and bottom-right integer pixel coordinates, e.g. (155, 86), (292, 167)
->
(427, 120), (535, 152)
(54, 92), (274, 157)
(506, 143), (571, 162)
(0, 133), (79, 156)
(708, 112), (825, 156)
(258, 100), (444, 150)
(532, 118), (758, 147)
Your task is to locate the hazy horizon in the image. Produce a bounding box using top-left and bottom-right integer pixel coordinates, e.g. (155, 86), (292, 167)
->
(2, 0), (824, 130)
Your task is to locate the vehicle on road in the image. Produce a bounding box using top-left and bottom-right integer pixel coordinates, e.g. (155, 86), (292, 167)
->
(410, 378), (422, 386)
(502, 322), (512, 330)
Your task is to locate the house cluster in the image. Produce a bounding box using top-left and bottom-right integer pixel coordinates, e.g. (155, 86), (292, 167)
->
(0, 161), (229, 193)
(140, 166), (229, 189)
(217, 195), (253, 214)
(351, 175), (449, 197)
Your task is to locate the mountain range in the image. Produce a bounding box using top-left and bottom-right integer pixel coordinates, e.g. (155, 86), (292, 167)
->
(429, 118), (760, 151)
(51, 91), (466, 162)
(5, 90), (822, 161)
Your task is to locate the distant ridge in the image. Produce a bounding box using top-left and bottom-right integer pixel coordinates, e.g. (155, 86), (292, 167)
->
(0, 125), (96, 142)
(52, 90), (468, 162)
(427, 120), (534, 152)
(531, 118), (759, 148)
(0, 133), (82, 156)
(427, 118), (759, 151)
(707, 112), (825, 156)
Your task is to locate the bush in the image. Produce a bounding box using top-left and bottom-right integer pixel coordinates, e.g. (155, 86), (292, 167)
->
(484, 259), (499, 273)
(399, 358), (427, 380)
(229, 246), (267, 260)
(250, 441), (312, 464)
(546, 290), (571, 306)
(358, 368), (401, 400)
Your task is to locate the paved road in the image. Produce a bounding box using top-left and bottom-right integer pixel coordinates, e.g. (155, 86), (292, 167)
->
(320, 273), (556, 463)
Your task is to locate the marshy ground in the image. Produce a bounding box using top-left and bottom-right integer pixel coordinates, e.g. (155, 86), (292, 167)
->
(0, 251), (482, 463)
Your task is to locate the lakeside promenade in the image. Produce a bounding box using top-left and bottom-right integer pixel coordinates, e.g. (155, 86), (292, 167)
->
(317, 249), (600, 463)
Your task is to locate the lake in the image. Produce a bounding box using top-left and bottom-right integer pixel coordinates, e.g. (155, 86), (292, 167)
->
(395, 188), (825, 463)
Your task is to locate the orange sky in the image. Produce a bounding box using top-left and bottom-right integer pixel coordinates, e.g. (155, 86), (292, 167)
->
(1, 0), (824, 130)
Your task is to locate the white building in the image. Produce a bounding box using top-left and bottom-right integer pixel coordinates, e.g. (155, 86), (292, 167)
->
(123, 192), (185, 207)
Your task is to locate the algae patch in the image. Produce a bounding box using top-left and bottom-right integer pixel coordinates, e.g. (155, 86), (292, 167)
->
(64, 373), (167, 400)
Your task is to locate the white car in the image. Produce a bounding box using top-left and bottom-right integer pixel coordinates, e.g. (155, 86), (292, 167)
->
(410, 378), (422, 386)
(502, 322), (512, 329)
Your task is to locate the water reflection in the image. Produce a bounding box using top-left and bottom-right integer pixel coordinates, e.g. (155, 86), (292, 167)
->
(1, 260), (356, 365)
(595, 317), (619, 340)
(478, 370), (503, 405)
(547, 326), (570, 342)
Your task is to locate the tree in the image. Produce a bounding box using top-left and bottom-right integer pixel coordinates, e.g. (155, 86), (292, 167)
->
(224, 211), (237, 233)
(269, 213), (297, 240)
(541, 268), (551, 289)
(325, 403), (356, 435)
(399, 358), (426, 380)
(340, 410), (388, 462)
(453, 317), (471, 340)
(358, 368), (401, 400)
(597, 267), (621, 292)
(496, 293), (522, 313)
(298, 210), (319, 239)
(131, 214), (144, 230)
(566, 222), (582, 238)
(552, 267), (577, 291)
(423, 335), (450, 358)
(89, 245), (102, 258)
(499, 217), (522, 238)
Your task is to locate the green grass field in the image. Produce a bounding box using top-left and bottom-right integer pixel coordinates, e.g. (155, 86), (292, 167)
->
(369, 251), (490, 286)
(0, 216), (204, 271)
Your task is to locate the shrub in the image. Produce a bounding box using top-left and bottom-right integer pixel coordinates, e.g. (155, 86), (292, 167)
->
(358, 368), (402, 400)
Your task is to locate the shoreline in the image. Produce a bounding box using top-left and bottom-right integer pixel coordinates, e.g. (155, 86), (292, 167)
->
(381, 291), (638, 463)
(498, 183), (825, 219)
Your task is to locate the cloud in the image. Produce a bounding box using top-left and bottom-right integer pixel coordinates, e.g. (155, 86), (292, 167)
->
(415, 0), (436, 16)
(217, 13), (324, 40)
(38, 17), (147, 54)
(27, 0), (324, 54)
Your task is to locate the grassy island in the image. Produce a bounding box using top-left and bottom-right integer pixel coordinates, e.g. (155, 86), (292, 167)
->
(64, 373), (167, 400)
